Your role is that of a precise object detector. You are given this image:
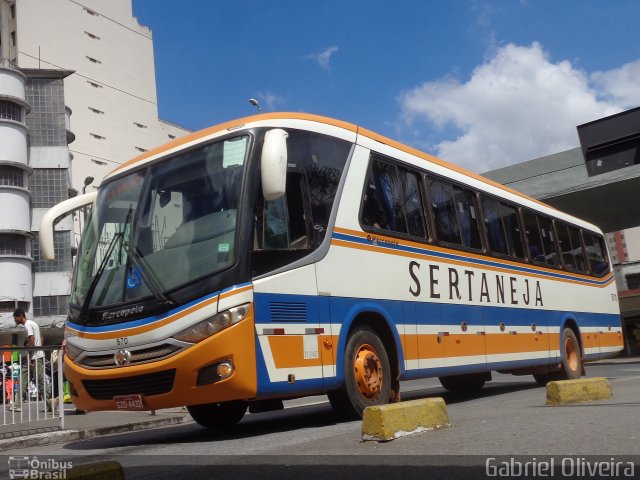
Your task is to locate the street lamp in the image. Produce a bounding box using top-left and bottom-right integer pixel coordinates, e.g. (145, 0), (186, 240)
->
(249, 98), (261, 114)
(82, 176), (94, 194)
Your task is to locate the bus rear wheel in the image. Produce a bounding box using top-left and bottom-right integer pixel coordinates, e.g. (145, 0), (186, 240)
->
(533, 327), (582, 385)
(187, 400), (248, 430)
(328, 327), (391, 419)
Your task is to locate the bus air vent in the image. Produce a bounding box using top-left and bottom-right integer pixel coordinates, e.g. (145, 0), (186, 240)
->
(269, 302), (307, 322)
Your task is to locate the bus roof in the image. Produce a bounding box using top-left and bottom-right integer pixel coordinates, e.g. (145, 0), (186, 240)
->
(104, 112), (602, 233)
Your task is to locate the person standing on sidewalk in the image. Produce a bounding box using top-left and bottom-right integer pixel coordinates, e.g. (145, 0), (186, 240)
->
(13, 309), (50, 407)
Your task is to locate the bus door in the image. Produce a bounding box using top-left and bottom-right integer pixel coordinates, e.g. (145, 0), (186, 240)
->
(251, 159), (333, 392)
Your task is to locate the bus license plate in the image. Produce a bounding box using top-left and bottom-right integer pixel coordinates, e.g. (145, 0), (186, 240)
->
(114, 394), (145, 410)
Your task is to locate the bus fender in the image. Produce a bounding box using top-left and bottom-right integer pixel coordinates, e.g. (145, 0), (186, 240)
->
(330, 300), (405, 386)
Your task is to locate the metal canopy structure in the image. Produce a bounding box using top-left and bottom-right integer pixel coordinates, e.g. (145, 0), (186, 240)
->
(483, 108), (640, 233)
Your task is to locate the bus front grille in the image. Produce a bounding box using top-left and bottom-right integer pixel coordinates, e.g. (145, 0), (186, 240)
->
(78, 344), (183, 369)
(82, 369), (176, 400)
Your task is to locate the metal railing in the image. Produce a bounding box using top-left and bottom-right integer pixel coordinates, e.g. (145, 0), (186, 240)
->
(1, 346), (65, 429)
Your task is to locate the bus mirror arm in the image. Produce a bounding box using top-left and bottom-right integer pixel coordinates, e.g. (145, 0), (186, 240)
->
(39, 191), (98, 260)
(261, 129), (289, 201)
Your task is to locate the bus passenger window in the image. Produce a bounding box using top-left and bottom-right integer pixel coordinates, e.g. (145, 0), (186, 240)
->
(568, 226), (587, 273)
(583, 231), (609, 276)
(428, 179), (462, 245)
(501, 204), (525, 260)
(453, 187), (482, 250)
(361, 160), (407, 234)
(538, 216), (558, 266)
(556, 223), (576, 270)
(399, 169), (426, 238)
(523, 210), (544, 262)
(481, 197), (508, 256)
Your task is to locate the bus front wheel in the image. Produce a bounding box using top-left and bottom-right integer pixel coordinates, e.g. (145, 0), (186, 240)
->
(328, 327), (392, 419)
(187, 400), (248, 430)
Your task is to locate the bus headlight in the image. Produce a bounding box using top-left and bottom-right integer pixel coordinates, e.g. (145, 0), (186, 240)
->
(65, 341), (83, 361)
(172, 303), (250, 344)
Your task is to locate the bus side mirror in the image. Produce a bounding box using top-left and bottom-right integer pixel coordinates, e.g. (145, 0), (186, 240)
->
(261, 129), (288, 201)
(39, 191), (97, 260)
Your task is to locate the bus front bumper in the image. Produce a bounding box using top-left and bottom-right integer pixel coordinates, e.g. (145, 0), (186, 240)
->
(64, 315), (257, 412)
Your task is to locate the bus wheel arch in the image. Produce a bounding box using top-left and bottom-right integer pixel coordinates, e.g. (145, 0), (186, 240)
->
(328, 314), (401, 418)
(534, 319), (583, 385)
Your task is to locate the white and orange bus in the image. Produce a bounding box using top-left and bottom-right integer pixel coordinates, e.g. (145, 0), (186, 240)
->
(40, 113), (623, 427)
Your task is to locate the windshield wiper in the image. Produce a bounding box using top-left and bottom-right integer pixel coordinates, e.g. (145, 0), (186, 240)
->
(126, 247), (175, 308)
(79, 230), (125, 323)
(79, 206), (134, 323)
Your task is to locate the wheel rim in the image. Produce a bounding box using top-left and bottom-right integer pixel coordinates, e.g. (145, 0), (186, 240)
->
(353, 343), (383, 399)
(564, 336), (579, 372)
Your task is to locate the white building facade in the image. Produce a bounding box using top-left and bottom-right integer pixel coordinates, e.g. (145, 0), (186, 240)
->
(0, 0), (190, 336)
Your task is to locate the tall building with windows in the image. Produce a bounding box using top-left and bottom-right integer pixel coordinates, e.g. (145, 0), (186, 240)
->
(8, 0), (190, 191)
(0, 0), (190, 335)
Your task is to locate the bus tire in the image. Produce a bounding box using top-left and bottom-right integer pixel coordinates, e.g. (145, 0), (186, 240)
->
(328, 327), (391, 419)
(439, 373), (486, 392)
(533, 327), (582, 385)
(187, 400), (247, 430)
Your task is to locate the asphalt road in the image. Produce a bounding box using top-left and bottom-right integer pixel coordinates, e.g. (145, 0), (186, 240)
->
(3, 361), (640, 479)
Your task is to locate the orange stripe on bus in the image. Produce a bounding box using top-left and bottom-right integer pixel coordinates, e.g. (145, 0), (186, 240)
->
(67, 294), (219, 340)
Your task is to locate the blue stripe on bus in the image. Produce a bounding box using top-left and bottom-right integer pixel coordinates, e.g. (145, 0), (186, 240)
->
(66, 290), (221, 333)
(332, 231), (612, 287)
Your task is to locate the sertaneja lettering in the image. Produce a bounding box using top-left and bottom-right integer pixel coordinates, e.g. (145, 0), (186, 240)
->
(409, 261), (543, 306)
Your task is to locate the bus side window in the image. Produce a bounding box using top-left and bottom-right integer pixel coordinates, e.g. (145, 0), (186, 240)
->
(361, 159), (407, 234)
(583, 231), (609, 276)
(501, 203), (525, 260)
(481, 196), (509, 256)
(537, 216), (558, 266)
(568, 225), (587, 273)
(556, 223), (576, 270)
(428, 178), (462, 245)
(522, 209), (544, 262)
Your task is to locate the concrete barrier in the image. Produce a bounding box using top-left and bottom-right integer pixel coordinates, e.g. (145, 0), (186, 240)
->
(362, 397), (450, 441)
(67, 461), (124, 480)
(546, 377), (613, 405)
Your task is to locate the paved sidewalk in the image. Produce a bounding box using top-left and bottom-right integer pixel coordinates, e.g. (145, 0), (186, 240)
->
(0, 404), (190, 450)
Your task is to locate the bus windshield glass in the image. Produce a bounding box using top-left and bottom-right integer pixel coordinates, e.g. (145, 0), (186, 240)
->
(71, 136), (249, 313)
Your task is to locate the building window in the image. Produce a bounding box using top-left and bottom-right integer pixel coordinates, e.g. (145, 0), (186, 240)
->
(32, 233), (72, 272)
(84, 31), (100, 40)
(0, 301), (29, 313)
(0, 234), (26, 255)
(87, 81), (103, 89)
(90, 159), (107, 166)
(88, 107), (104, 114)
(0, 100), (22, 121)
(84, 7), (99, 16)
(168, 134), (176, 139)
(135, 146), (148, 152)
(133, 122), (147, 129)
(0, 166), (23, 187)
(25, 78), (67, 146)
(627, 273), (640, 291)
(30, 169), (68, 208)
(86, 56), (102, 64)
(33, 295), (70, 316)
(90, 133), (106, 140)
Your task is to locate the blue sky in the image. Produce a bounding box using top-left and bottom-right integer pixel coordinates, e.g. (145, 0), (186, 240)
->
(132, 0), (640, 173)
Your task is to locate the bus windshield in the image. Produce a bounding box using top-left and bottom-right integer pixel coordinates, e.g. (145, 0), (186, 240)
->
(71, 136), (249, 315)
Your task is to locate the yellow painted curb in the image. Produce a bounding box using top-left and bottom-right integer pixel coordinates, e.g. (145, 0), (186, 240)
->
(362, 397), (450, 441)
(546, 377), (612, 405)
(67, 461), (125, 480)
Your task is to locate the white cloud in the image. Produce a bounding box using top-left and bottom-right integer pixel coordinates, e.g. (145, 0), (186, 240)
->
(257, 91), (285, 111)
(398, 42), (639, 173)
(308, 46), (339, 72)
